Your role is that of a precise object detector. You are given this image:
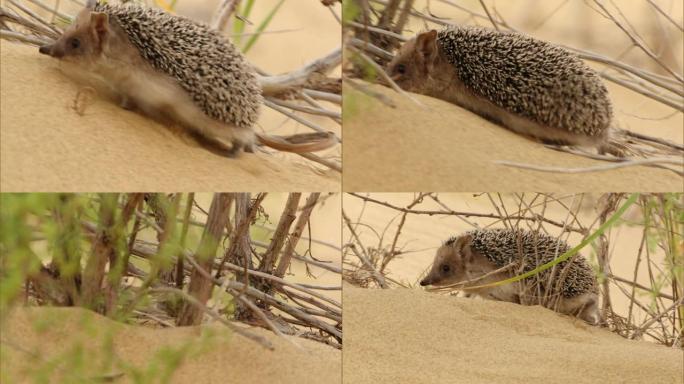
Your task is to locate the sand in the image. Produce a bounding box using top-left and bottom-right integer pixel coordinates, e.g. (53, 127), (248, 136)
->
(343, 84), (683, 192)
(343, 286), (683, 384)
(0, 0), (341, 192)
(1, 306), (341, 384)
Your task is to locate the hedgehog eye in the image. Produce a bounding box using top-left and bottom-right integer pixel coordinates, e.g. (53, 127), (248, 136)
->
(70, 38), (80, 49)
(440, 264), (450, 273)
(396, 63), (407, 75)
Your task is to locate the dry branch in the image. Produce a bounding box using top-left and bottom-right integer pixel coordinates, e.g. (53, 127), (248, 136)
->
(258, 48), (342, 95)
(275, 193), (320, 278)
(177, 193), (233, 326)
(81, 194), (118, 308)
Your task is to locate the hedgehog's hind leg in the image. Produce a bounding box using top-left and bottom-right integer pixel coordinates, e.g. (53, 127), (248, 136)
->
(232, 126), (257, 154)
(133, 74), (247, 156)
(597, 130), (629, 157)
(169, 99), (249, 156)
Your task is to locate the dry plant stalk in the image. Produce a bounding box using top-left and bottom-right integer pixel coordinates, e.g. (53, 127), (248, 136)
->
(177, 193), (233, 326)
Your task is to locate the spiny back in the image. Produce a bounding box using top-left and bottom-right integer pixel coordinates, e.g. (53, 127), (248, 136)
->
(447, 228), (597, 298)
(437, 27), (612, 137)
(96, 3), (261, 129)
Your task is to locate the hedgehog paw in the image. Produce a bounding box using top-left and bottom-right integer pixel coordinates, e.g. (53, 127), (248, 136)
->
(243, 142), (256, 153)
(226, 142), (243, 158)
(598, 142), (628, 158)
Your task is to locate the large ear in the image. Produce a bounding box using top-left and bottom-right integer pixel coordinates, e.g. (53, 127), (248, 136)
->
(454, 234), (473, 250)
(90, 12), (109, 43)
(454, 234), (474, 261)
(415, 30), (438, 59)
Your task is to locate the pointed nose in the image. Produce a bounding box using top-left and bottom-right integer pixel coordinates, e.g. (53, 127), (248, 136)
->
(38, 44), (52, 55)
(419, 278), (429, 286)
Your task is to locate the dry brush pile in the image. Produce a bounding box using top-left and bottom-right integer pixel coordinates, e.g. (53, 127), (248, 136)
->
(342, 192), (683, 347)
(1, 193), (342, 350)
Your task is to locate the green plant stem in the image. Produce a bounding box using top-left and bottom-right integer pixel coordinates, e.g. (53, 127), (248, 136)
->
(242, 0), (284, 54)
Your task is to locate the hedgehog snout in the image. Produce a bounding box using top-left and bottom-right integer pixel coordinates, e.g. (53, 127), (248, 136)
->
(39, 43), (62, 58)
(38, 44), (52, 55)
(419, 278), (430, 286)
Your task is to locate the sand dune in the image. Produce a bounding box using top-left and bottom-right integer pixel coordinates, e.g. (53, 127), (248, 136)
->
(343, 286), (683, 384)
(1, 306), (341, 384)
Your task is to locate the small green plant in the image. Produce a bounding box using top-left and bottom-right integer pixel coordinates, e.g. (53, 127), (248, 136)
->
(233, 0), (286, 54)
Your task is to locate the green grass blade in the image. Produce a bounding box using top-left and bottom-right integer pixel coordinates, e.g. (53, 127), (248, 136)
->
(242, 0), (285, 54)
(469, 193), (639, 289)
(233, 0), (256, 45)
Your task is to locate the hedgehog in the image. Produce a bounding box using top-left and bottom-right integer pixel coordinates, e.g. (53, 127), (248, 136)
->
(38, 1), (335, 155)
(420, 228), (600, 324)
(386, 27), (615, 153)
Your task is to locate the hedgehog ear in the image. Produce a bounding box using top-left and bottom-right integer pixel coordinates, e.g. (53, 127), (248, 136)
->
(454, 234), (472, 250)
(90, 12), (109, 42)
(455, 234), (474, 262)
(415, 30), (438, 60)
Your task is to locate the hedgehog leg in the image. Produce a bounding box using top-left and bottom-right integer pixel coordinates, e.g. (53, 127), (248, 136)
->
(576, 295), (600, 325)
(559, 292), (600, 325)
(232, 127), (256, 154)
(175, 107), (245, 157)
(598, 141), (628, 157)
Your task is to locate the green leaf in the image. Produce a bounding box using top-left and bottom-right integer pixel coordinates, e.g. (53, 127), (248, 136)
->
(233, 0), (256, 45)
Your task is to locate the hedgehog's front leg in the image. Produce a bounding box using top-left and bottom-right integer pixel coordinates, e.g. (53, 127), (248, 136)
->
(559, 292), (600, 325)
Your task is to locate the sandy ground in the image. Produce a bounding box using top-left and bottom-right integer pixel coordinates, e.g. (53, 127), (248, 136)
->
(1, 306), (341, 384)
(0, 0), (341, 192)
(343, 286), (683, 384)
(343, 84), (683, 192)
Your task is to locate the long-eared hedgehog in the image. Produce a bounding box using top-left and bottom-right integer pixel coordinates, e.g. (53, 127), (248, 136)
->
(420, 228), (600, 324)
(387, 27), (615, 152)
(38, 1), (336, 155)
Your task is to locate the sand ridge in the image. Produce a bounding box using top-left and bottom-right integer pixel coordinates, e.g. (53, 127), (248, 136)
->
(343, 83), (682, 192)
(343, 286), (683, 384)
(1, 306), (341, 384)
